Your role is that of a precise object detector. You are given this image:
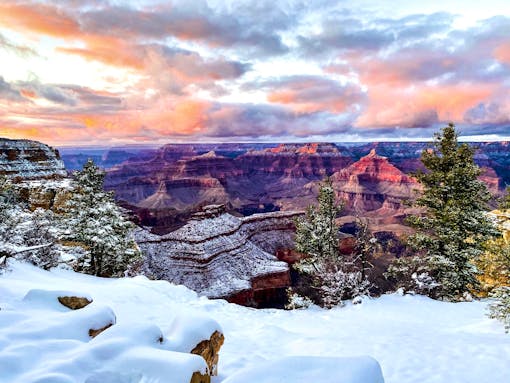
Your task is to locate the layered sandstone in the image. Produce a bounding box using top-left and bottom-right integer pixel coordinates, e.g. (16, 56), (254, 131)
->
(1, 138), (72, 210)
(0, 138), (67, 180)
(106, 143), (351, 230)
(331, 149), (419, 217)
(136, 205), (303, 305)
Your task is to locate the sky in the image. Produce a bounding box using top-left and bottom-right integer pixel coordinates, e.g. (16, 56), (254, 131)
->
(1, 0), (510, 145)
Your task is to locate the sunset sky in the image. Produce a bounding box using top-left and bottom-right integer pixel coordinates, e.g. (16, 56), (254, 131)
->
(1, 0), (510, 145)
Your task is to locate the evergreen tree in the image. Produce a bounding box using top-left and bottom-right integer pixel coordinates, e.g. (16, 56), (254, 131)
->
(402, 123), (499, 300)
(351, 219), (377, 282)
(482, 189), (510, 332)
(1, 176), (60, 269)
(294, 177), (342, 272)
(488, 286), (510, 332)
(62, 159), (140, 277)
(500, 186), (510, 210)
(292, 178), (370, 308)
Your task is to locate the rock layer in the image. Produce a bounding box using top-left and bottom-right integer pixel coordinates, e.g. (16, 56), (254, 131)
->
(136, 205), (303, 305)
(0, 138), (67, 180)
(331, 149), (419, 218)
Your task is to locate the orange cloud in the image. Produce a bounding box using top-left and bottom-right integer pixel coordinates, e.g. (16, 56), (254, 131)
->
(0, 2), (80, 38)
(355, 83), (495, 128)
(268, 90), (348, 113)
(57, 39), (144, 70)
(494, 43), (510, 65)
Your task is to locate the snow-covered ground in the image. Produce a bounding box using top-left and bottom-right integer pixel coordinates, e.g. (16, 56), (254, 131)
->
(1, 261), (509, 383)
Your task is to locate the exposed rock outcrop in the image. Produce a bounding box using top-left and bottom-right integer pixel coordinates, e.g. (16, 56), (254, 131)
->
(106, 143), (350, 231)
(0, 138), (67, 180)
(331, 149), (419, 217)
(136, 205), (303, 306)
(1, 138), (73, 211)
(489, 209), (510, 243)
(58, 295), (93, 310)
(191, 330), (224, 376)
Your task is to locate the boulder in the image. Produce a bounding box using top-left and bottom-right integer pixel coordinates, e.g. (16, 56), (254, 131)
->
(88, 322), (114, 338)
(191, 330), (225, 376)
(58, 295), (92, 310)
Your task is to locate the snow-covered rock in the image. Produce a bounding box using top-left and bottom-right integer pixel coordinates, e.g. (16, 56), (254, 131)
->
(222, 355), (385, 383)
(0, 281), (223, 383)
(168, 313), (224, 375)
(23, 289), (92, 310)
(1, 138), (73, 211)
(137, 207), (303, 304)
(0, 138), (67, 180)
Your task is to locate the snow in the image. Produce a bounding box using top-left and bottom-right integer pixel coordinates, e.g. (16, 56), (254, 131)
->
(222, 356), (384, 383)
(168, 313), (223, 353)
(1, 261), (510, 383)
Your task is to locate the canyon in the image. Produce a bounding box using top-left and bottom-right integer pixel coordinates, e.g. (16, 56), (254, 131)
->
(3, 138), (510, 307)
(100, 141), (510, 234)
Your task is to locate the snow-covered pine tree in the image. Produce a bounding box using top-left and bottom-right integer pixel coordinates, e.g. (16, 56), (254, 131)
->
(0, 176), (60, 269)
(501, 186), (510, 210)
(292, 178), (370, 308)
(489, 287), (510, 333)
(294, 177), (341, 272)
(398, 123), (499, 300)
(351, 219), (376, 282)
(481, 188), (510, 332)
(62, 159), (140, 277)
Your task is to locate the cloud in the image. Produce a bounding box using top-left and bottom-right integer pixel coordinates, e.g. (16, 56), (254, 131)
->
(0, 32), (37, 57)
(0, 76), (24, 102)
(250, 75), (366, 114)
(79, 1), (290, 56)
(139, 44), (249, 95)
(0, 2), (80, 38)
(298, 12), (454, 57)
(2, 0), (510, 142)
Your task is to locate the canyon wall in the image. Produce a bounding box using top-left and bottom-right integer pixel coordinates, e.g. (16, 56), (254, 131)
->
(136, 205), (303, 307)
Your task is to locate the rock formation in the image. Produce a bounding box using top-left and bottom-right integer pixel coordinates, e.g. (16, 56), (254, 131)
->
(58, 295), (93, 310)
(1, 138), (72, 211)
(190, 330), (224, 376)
(0, 138), (67, 180)
(138, 181), (177, 210)
(106, 142), (351, 231)
(136, 205), (303, 307)
(331, 149), (419, 216)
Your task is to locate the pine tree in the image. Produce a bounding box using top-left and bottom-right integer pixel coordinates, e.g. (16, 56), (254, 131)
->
(351, 219), (376, 282)
(403, 123), (499, 300)
(1, 176), (60, 269)
(501, 186), (510, 210)
(294, 177), (342, 272)
(482, 188), (510, 332)
(292, 178), (370, 308)
(62, 159), (140, 277)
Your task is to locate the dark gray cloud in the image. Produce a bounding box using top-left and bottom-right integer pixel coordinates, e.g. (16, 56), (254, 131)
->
(60, 85), (123, 107)
(138, 43), (250, 95)
(298, 12), (453, 57)
(201, 101), (360, 139)
(79, 1), (290, 56)
(464, 102), (510, 126)
(16, 80), (77, 106)
(0, 76), (24, 101)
